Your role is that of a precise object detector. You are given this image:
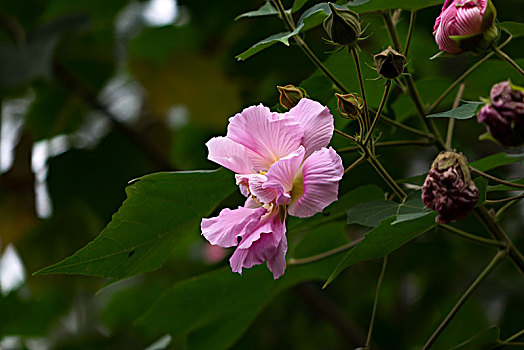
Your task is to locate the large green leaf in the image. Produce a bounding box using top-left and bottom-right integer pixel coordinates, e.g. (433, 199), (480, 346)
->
(235, 1), (278, 20)
(469, 152), (524, 171)
(427, 101), (483, 120)
(324, 214), (437, 287)
(34, 169), (236, 280)
(350, 0), (442, 12)
(138, 254), (342, 350)
(499, 21), (524, 38)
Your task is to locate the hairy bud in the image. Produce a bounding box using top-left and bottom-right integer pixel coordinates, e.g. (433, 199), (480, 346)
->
(323, 3), (361, 47)
(374, 46), (406, 80)
(477, 81), (524, 147)
(277, 85), (307, 110)
(335, 93), (363, 119)
(422, 151), (479, 224)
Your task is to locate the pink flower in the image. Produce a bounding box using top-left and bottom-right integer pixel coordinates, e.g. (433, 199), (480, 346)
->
(201, 99), (344, 278)
(433, 0), (497, 54)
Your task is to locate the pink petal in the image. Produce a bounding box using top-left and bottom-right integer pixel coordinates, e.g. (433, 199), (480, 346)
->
(206, 137), (253, 174)
(288, 147), (344, 218)
(286, 99), (334, 158)
(263, 146), (306, 205)
(227, 104), (303, 171)
(266, 233), (288, 279)
(201, 206), (266, 247)
(236, 173), (278, 204)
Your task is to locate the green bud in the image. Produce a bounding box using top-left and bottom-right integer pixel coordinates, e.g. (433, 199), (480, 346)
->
(374, 46), (406, 80)
(277, 85), (307, 110)
(335, 93), (363, 119)
(323, 3), (361, 47)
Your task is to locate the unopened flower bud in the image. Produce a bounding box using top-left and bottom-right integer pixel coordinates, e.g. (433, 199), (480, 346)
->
(323, 3), (361, 47)
(277, 85), (307, 110)
(477, 81), (524, 147)
(433, 0), (498, 54)
(335, 93), (363, 119)
(374, 46), (406, 80)
(422, 151), (479, 224)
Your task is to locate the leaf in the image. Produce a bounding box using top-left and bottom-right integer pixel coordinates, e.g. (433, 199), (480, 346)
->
(324, 214), (437, 287)
(499, 21), (524, 38)
(469, 152), (524, 172)
(427, 101), (483, 120)
(235, 2), (278, 20)
(474, 177), (488, 205)
(487, 177), (524, 191)
(138, 254), (343, 350)
(350, 0), (442, 12)
(450, 326), (500, 349)
(34, 169), (237, 280)
(235, 31), (294, 61)
(292, 0), (310, 12)
(288, 184), (385, 232)
(393, 191), (432, 224)
(347, 200), (398, 227)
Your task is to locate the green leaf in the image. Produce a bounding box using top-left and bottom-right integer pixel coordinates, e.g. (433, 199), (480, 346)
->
(324, 214), (437, 287)
(235, 31), (294, 61)
(235, 2), (278, 20)
(427, 101), (483, 120)
(34, 169), (236, 280)
(350, 0), (442, 12)
(499, 21), (524, 38)
(469, 152), (524, 172)
(393, 191), (432, 224)
(474, 177), (488, 205)
(450, 326), (500, 349)
(138, 254), (343, 350)
(347, 200), (398, 227)
(488, 177), (524, 191)
(292, 0), (310, 12)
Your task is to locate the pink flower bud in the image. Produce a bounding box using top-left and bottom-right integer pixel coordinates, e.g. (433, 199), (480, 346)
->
(477, 81), (524, 147)
(422, 151), (479, 224)
(433, 0), (498, 54)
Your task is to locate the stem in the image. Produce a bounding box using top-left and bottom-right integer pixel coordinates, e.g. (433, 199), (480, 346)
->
(439, 224), (505, 248)
(445, 83), (466, 149)
(403, 11), (416, 56)
(492, 45), (524, 77)
(338, 139), (433, 153)
(475, 206), (524, 274)
(364, 80), (392, 145)
(383, 10), (402, 51)
(379, 114), (435, 140)
(273, 0), (349, 93)
(288, 237), (364, 265)
(469, 167), (524, 190)
(367, 153), (407, 200)
(365, 255), (388, 349)
(428, 35), (512, 113)
(486, 193), (524, 205)
(505, 328), (524, 343)
(345, 155), (367, 175)
(351, 47), (371, 133)
(334, 128), (360, 144)
(422, 249), (507, 350)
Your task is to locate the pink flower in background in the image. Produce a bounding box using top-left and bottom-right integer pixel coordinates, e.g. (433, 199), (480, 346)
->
(433, 0), (496, 54)
(201, 99), (344, 278)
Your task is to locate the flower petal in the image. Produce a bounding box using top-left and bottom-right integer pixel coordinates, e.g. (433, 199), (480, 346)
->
(227, 104), (303, 171)
(206, 137), (253, 174)
(288, 147), (344, 218)
(201, 206), (266, 247)
(236, 173), (278, 204)
(263, 146), (305, 205)
(286, 99), (334, 157)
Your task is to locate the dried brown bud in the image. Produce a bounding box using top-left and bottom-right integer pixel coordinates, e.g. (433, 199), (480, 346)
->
(335, 93), (363, 119)
(277, 85), (307, 110)
(323, 3), (361, 47)
(422, 151), (479, 224)
(374, 46), (406, 80)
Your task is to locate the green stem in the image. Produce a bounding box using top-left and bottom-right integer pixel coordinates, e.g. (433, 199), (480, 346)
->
(505, 328), (524, 343)
(334, 128), (360, 144)
(469, 167), (524, 190)
(383, 10), (402, 51)
(379, 114), (435, 140)
(272, 0), (349, 94)
(422, 249), (507, 350)
(428, 35), (512, 113)
(439, 224), (506, 248)
(345, 154), (367, 175)
(367, 152), (407, 200)
(492, 45), (524, 77)
(288, 237), (364, 265)
(351, 47), (371, 133)
(486, 193), (524, 205)
(338, 139), (433, 153)
(446, 83), (466, 149)
(364, 79), (392, 145)
(366, 255), (388, 349)
(403, 11), (416, 56)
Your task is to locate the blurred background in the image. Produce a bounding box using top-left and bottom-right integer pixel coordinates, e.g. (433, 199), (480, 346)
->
(0, 0), (523, 349)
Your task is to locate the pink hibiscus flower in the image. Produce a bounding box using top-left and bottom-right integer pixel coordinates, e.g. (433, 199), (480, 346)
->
(201, 99), (344, 278)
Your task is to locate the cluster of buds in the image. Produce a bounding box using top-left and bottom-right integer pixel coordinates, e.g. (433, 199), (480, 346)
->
(277, 85), (308, 109)
(422, 151), (479, 224)
(374, 46), (406, 80)
(323, 3), (361, 48)
(477, 81), (524, 147)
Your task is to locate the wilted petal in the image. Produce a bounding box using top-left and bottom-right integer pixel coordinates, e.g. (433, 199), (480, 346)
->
(288, 147), (344, 218)
(227, 105), (303, 171)
(201, 206), (266, 247)
(206, 137), (253, 174)
(286, 99), (334, 157)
